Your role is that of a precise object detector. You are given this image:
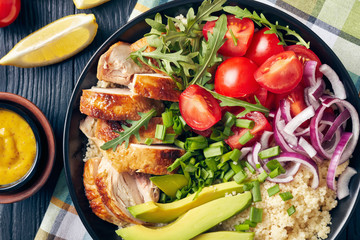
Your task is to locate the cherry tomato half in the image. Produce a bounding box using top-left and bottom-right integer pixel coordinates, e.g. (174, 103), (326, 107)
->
(0, 0), (21, 28)
(225, 111), (272, 149)
(179, 85), (221, 131)
(215, 57), (260, 97)
(254, 51), (303, 94)
(203, 15), (254, 57)
(245, 27), (284, 66)
(284, 45), (323, 79)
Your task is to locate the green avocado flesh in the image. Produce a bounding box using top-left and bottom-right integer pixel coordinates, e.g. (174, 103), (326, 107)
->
(150, 174), (189, 198)
(128, 181), (244, 223)
(117, 191), (252, 240)
(193, 231), (254, 240)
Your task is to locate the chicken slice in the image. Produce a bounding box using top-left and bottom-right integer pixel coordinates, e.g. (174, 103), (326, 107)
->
(83, 158), (123, 226)
(80, 87), (164, 121)
(103, 144), (185, 175)
(95, 158), (159, 226)
(97, 41), (153, 85)
(130, 73), (181, 102)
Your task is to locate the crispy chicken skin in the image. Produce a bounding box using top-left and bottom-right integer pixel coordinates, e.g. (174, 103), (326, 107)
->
(130, 74), (181, 102)
(103, 144), (185, 175)
(83, 158), (123, 226)
(97, 41), (153, 85)
(80, 88), (164, 121)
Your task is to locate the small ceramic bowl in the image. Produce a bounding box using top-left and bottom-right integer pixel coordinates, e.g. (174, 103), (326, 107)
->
(0, 92), (56, 203)
(0, 102), (42, 192)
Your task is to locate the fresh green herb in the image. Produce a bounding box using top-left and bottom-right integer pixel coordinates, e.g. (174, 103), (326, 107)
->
(155, 124), (167, 140)
(251, 180), (262, 202)
(167, 151), (194, 172)
(100, 109), (157, 150)
(233, 171), (247, 184)
(238, 130), (254, 145)
(267, 184), (280, 197)
(287, 205), (296, 216)
(235, 119), (255, 129)
(229, 28), (238, 46)
(235, 224), (249, 231)
(144, 138), (153, 146)
(280, 192), (293, 201)
(250, 207), (263, 223)
(224, 6), (310, 48)
(258, 171), (268, 183)
(258, 146), (281, 159)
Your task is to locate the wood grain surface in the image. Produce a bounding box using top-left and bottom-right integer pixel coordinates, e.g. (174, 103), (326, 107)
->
(0, 0), (358, 240)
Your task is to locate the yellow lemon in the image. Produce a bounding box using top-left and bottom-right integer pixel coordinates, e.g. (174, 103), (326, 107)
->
(0, 14), (98, 68)
(73, 0), (110, 9)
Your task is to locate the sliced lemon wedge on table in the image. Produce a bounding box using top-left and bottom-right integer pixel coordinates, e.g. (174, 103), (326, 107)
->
(73, 0), (110, 9)
(0, 14), (98, 68)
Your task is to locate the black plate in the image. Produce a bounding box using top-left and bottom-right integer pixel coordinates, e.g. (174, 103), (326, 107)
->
(63, 1), (360, 239)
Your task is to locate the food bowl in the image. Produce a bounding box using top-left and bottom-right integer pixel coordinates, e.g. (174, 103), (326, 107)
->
(63, 0), (360, 239)
(0, 92), (56, 203)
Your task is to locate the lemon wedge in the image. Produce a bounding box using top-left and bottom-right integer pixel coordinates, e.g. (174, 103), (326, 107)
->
(0, 14), (98, 68)
(73, 0), (110, 9)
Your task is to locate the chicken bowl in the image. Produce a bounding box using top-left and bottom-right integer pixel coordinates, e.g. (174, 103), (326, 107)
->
(63, 0), (360, 239)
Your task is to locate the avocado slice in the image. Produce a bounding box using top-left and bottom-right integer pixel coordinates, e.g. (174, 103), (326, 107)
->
(150, 174), (188, 198)
(117, 191), (252, 240)
(128, 181), (244, 223)
(193, 231), (254, 240)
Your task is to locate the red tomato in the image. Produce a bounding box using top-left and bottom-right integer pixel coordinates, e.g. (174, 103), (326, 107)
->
(254, 51), (303, 94)
(286, 83), (307, 117)
(284, 45), (323, 79)
(203, 15), (254, 57)
(245, 27), (284, 66)
(0, 0), (20, 28)
(225, 111), (272, 149)
(215, 57), (260, 97)
(179, 85), (221, 131)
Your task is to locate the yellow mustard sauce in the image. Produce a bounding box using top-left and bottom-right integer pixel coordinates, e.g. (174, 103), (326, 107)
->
(0, 108), (37, 185)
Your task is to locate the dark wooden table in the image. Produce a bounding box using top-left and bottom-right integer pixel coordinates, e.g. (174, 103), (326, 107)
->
(0, 0), (358, 239)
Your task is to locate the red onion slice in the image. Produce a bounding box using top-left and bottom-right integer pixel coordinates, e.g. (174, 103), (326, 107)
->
(239, 147), (252, 160)
(299, 137), (317, 158)
(268, 161), (301, 183)
(337, 166), (357, 200)
(303, 60), (318, 87)
(252, 142), (266, 173)
(319, 64), (346, 99)
(277, 152), (320, 189)
(280, 99), (292, 123)
(284, 105), (315, 135)
(277, 119), (298, 146)
(274, 109), (295, 152)
(322, 109), (350, 142)
(327, 132), (353, 190)
(260, 131), (273, 150)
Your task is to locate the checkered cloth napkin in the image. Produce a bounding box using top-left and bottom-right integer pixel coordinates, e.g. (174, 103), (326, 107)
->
(35, 0), (360, 239)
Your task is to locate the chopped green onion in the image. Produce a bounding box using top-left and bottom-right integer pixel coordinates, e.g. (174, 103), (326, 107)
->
(251, 180), (262, 202)
(144, 138), (153, 145)
(155, 124), (166, 140)
(174, 139), (185, 149)
(229, 161), (243, 174)
(256, 163), (261, 169)
(224, 169), (235, 182)
(257, 171), (268, 183)
(229, 28), (238, 46)
(238, 130), (254, 145)
(269, 167), (281, 178)
(236, 119), (255, 129)
(162, 111), (173, 128)
(160, 193), (167, 203)
(266, 159), (286, 173)
(205, 158), (218, 172)
(184, 163), (197, 173)
(230, 149), (241, 161)
(203, 146), (223, 158)
(204, 83), (214, 90)
(218, 162), (230, 172)
(223, 112), (236, 127)
(279, 192), (293, 201)
(210, 129), (227, 141)
(287, 205), (296, 216)
(167, 151), (193, 172)
(267, 184), (280, 197)
(209, 141), (225, 148)
(163, 133), (176, 144)
(180, 161), (190, 180)
(223, 126), (232, 136)
(244, 161), (256, 174)
(233, 171), (247, 184)
(189, 157), (196, 165)
(179, 116), (187, 127)
(172, 117), (183, 135)
(221, 151), (232, 163)
(176, 189), (182, 199)
(258, 146), (281, 159)
(235, 224), (249, 231)
(201, 168), (209, 179)
(169, 102), (179, 110)
(250, 207), (263, 223)
(243, 219), (257, 228)
(185, 135), (208, 151)
(243, 182), (253, 191)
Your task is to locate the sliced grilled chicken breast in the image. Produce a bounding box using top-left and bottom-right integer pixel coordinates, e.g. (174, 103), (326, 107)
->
(80, 87), (164, 121)
(83, 158), (123, 226)
(97, 41), (153, 85)
(130, 73), (181, 102)
(95, 158), (159, 226)
(104, 144), (185, 175)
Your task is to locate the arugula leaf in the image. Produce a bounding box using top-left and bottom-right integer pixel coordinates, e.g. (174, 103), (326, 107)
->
(190, 14), (227, 86)
(223, 6), (310, 48)
(202, 86), (270, 116)
(100, 109), (157, 151)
